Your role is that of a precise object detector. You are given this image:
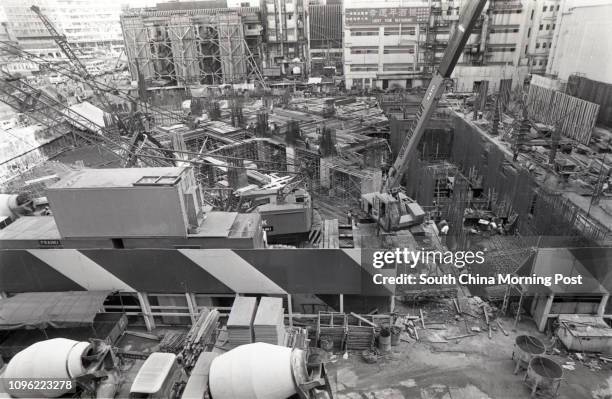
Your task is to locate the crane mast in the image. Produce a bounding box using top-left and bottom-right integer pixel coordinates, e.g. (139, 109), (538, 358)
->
(382, 0), (488, 191)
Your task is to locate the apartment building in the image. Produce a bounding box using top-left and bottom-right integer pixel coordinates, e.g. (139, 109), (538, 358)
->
(521, 0), (562, 74)
(262, 0), (308, 73)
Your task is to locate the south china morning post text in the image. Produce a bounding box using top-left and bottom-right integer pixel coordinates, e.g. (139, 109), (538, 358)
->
(370, 248), (584, 287)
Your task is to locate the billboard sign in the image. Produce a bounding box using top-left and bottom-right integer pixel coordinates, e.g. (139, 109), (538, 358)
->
(345, 7), (430, 26)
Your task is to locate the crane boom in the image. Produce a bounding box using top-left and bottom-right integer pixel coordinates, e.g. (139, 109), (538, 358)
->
(382, 0), (488, 191)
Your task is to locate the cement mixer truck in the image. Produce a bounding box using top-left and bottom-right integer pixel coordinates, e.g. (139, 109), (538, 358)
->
(2, 340), (333, 399)
(178, 343), (334, 399)
(1, 338), (121, 398)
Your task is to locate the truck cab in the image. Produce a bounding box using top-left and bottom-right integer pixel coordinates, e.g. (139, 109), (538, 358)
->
(130, 353), (185, 399)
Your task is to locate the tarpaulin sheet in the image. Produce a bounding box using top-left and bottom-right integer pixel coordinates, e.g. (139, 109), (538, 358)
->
(0, 291), (110, 330)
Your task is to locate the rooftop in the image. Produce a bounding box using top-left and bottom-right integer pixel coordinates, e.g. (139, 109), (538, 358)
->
(49, 167), (187, 189)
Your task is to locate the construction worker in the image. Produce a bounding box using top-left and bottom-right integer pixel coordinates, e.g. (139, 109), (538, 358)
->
(347, 210), (353, 225)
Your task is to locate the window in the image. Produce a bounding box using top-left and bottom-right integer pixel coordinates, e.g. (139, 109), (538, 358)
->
(556, 5), (560, 10)
(350, 46), (378, 54)
(525, 44), (528, 55)
(546, 24), (550, 30)
(542, 42), (547, 48)
(530, 10), (534, 19)
(527, 27), (531, 37)
(539, 24), (543, 30)
(552, 24), (556, 30)
(383, 63), (414, 72)
(536, 42), (540, 48)
(383, 46), (415, 54)
(350, 28), (378, 36)
(543, 5), (547, 11)
(384, 26), (415, 36)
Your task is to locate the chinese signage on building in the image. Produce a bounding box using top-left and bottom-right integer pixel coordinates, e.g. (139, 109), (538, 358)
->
(345, 7), (430, 26)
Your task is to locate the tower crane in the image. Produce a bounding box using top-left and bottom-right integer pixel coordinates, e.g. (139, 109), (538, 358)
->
(360, 0), (488, 231)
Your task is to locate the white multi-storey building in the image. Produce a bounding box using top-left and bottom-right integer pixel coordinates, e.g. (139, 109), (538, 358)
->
(343, 0), (544, 92)
(547, 0), (612, 84)
(1, 0), (125, 57)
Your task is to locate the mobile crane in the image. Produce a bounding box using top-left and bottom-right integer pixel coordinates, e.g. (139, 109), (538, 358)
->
(360, 0), (488, 231)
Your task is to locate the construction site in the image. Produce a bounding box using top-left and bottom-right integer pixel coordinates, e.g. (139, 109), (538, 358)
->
(1, 0), (612, 398)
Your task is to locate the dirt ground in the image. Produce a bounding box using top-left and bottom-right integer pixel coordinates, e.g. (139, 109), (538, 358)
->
(328, 316), (612, 399)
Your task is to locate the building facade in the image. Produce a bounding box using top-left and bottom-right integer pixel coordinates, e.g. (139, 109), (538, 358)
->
(342, 0), (536, 92)
(307, 2), (343, 76)
(546, 0), (612, 84)
(262, 0), (308, 73)
(522, 0), (562, 74)
(1, 0), (127, 57)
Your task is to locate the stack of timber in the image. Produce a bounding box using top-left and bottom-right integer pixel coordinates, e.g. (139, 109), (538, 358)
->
(253, 297), (285, 345)
(181, 308), (220, 369)
(160, 332), (187, 353)
(317, 312), (347, 351)
(226, 297), (257, 348)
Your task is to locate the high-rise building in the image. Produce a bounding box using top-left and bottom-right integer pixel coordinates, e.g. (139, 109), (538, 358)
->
(262, 0), (308, 72)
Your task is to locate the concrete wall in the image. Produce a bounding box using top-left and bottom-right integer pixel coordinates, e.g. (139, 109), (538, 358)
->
(451, 64), (528, 92)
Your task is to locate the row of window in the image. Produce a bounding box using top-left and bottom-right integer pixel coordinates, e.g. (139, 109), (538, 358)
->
(535, 41), (552, 49)
(486, 46), (516, 52)
(492, 9), (522, 14)
(350, 46), (415, 55)
(350, 64), (377, 72)
(539, 23), (556, 31)
(350, 28), (378, 36)
(350, 63), (415, 72)
(490, 27), (520, 34)
(543, 5), (560, 12)
(383, 27), (416, 36)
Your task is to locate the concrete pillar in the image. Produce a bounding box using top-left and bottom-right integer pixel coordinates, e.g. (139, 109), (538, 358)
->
(389, 295), (396, 313)
(137, 292), (156, 332)
(598, 294), (610, 316)
(185, 293), (198, 324)
(339, 294), (344, 313)
(537, 294), (554, 332)
(287, 294), (293, 327)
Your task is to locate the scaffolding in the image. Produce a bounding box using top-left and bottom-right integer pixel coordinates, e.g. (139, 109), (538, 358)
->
(120, 7), (265, 87)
